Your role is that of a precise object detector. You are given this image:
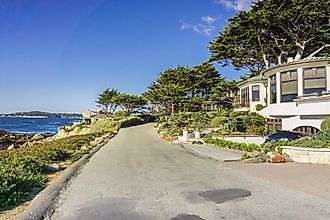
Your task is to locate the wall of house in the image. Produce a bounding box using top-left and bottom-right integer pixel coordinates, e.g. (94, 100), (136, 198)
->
(261, 60), (330, 132)
(282, 116), (324, 131)
(249, 82), (267, 112)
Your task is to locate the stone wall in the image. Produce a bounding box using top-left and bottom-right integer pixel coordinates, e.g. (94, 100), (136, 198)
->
(282, 146), (330, 165)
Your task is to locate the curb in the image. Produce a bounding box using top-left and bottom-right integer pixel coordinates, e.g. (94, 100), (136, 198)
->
(174, 143), (241, 162)
(14, 133), (115, 220)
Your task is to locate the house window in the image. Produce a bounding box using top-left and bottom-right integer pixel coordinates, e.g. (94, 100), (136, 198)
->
(252, 85), (260, 101)
(294, 126), (319, 136)
(270, 75), (277, 104)
(267, 118), (282, 133)
(303, 67), (326, 94)
(240, 87), (249, 107)
(281, 70), (298, 102)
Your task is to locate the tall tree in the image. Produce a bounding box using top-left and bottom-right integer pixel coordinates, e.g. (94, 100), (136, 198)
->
(209, 0), (330, 74)
(96, 89), (118, 114)
(112, 93), (147, 114)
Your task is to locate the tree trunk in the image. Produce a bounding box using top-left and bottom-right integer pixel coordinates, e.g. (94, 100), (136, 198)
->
(263, 54), (270, 68)
(171, 103), (174, 115)
(277, 55), (282, 65)
(308, 44), (330, 58)
(294, 44), (304, 61)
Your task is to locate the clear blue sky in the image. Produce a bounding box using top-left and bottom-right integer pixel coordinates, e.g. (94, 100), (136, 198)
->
(0, 0), (251, 113)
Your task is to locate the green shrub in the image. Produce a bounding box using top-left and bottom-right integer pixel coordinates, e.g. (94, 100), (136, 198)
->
(114, 110), (130, 117)
(119, 116), (145, 128)
(255, 104), (266, 111)
(321, 117), (330, 131)
(211, 117), (228, 128)
(205, 138), (261, 152)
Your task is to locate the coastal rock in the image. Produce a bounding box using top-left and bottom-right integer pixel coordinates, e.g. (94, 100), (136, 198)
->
(7, 144), (16, 150)
(271, 154), (286, 163)
(44, 163), (61, 173)
(31, 133), (44, 141)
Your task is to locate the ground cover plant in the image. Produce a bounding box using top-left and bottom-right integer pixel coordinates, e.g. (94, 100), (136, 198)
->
(204, 138), (261, 152)
(0, 133), (103, 209)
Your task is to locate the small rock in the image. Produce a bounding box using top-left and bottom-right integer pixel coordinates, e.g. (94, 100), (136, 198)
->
(271, 154), (286, 163)
(244, 158), (258, 163)
(248, 151), (260, 158)
(7, 144), (15, 150)
(31, 133), (44, 141)
(44, 163), (60, 173)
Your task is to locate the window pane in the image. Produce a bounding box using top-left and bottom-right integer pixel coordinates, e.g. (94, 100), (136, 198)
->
(282, 81), (298, 95)
(252, 85), (260, 101)
(304, 78), (326, 89)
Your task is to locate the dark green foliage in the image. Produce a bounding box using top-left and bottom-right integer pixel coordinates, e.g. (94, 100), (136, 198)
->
(255, 104), (266, 111)
(112, 94), (147, 114)
(262, 129), (330, 150)
(96, 88), (118, 114)
(321, 118), (330, 131)
(114, 110), (129, 117)
(209, 0), (330, 72)
(211, 110), (266, 135)
(205, 138), (261, 152)
(211, 117), (228, 128)
(192, 141), (203, 145)
(143, 63), (232, 115)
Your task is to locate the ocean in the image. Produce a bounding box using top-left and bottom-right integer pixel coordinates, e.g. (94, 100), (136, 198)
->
(0, 117), (82, 134)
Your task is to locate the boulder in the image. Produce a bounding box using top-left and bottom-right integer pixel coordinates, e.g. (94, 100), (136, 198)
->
(44, 163), (60, 173)
(248, 151), (260, 158)
(7, 144), (16, 150)
(31, 133), (44, 141)
(271, 154), (286, 163)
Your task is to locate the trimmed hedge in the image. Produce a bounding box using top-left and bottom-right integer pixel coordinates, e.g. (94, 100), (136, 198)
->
(205, 138), (261, 152)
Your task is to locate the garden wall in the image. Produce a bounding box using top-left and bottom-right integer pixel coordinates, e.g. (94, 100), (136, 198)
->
(282, 146), (330, 165)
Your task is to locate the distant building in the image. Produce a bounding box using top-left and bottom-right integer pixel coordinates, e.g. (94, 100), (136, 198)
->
(82, 111), (107, 125)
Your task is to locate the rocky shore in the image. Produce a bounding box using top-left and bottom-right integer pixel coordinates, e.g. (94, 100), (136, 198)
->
(0, 130), (47, 151)
(0, 123), (95, 151)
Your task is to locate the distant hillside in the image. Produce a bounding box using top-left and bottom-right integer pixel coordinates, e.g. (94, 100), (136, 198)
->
(1, 111), (82, 118)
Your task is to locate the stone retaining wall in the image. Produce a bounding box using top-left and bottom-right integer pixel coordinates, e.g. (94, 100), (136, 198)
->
(282, 146), (330, 165)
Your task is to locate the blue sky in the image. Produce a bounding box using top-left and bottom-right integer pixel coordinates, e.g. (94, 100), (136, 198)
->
(0, 0), (251, 113)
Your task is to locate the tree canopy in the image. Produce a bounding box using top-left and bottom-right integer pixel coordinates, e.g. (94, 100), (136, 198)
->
(209, 0), (330, 74)
(96, 88), (118, 114)
(112, 93), (147, 114)
(143, 63), (234, 114)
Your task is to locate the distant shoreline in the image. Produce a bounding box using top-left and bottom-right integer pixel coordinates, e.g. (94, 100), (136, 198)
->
(0, 115), (82, 119)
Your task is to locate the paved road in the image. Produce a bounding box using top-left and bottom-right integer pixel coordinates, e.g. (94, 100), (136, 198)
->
(51, 124), (330, 220)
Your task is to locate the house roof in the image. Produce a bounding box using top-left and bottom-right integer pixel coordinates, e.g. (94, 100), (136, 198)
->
(237, 75), (267, 86)
(263, 57), (330, 77)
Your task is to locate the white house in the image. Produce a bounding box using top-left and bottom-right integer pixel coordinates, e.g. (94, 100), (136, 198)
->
(258, 57), (330, 134)
(234, 75), (267, 112)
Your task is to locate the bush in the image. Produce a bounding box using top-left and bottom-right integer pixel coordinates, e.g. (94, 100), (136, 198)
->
(114, 110), (130, 117)
(255, 104), (266, 111)
(205, 138), (261, 152)
(321, 117), (330, 131)
(119, 116), (145, 128)
(211, 117), (228, 128)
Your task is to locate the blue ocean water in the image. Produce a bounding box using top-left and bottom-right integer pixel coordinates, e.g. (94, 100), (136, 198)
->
(0, 117), (82, 134)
